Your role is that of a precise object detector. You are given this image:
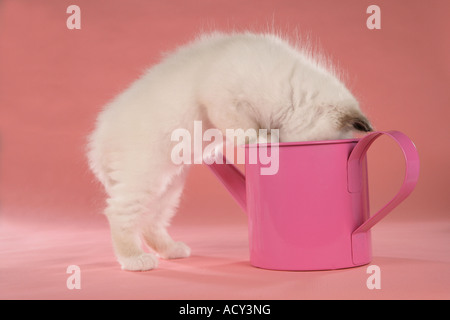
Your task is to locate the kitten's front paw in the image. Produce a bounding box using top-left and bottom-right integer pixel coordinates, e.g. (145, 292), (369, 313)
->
(159, 241), (191, 260)
(118, 253), (158, 271)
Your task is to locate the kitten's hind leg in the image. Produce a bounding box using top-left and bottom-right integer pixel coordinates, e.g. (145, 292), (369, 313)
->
(143, 226), (191, 260)
(105, 193), (159, 271)
(141, 166), (191, 260)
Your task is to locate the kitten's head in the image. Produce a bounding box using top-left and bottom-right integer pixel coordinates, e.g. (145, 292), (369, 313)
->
(278, 99), (372, 143)
(276, 67), (372, 142)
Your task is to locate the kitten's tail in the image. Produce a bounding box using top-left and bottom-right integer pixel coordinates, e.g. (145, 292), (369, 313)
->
(86, 128), (114, 194)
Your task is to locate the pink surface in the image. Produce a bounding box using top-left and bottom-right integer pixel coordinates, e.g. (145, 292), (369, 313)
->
(1, 0), (449, 299)
(1, 219), (449, 299)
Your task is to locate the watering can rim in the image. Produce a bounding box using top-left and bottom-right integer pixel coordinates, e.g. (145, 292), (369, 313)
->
(244, 138), (360, 148)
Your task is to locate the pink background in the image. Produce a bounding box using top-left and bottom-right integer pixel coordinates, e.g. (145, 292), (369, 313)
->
(1, 0), (449, 299)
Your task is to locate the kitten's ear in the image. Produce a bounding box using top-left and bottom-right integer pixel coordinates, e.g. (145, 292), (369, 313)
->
(340, 112), (373, 132)
(352, 116), (373, 132)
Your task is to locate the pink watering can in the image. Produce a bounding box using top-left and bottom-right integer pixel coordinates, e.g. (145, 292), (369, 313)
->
(207, 131), (420, 270)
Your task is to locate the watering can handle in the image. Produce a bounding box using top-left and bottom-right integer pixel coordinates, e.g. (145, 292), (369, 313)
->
(348, 131), (420, 235)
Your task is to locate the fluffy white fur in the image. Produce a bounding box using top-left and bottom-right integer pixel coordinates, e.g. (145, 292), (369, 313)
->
(87, 32), (372, 271)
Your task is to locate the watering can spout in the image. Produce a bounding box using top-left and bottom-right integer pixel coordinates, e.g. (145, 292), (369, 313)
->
(205, 154), (247, 213)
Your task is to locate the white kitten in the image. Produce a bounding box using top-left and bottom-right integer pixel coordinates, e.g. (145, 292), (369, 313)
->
(87, 32), (372, 271)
